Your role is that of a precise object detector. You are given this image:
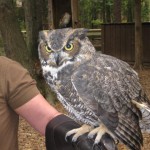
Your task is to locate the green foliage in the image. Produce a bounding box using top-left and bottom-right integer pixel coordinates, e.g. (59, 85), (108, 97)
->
(121, 0), (134, 22)
(141, 0), (150, 22)
(79, 0), (150, 28)
(79, 0), (101, 28)
(91, 19), (102, 27)
(12, 0), (150, 30)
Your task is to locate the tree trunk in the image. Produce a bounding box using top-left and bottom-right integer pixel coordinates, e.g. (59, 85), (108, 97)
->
(102, 0), (106, 23)
(0, 0), (31, 71)
(0, 0), (56, 103)
(127, 0), (133, 22)
(106, 3), (111, 23)
(24, 0), (56, 102)
(134, 0), (143, 70)
(113, 0), (121, 23)
(24, 0), (40, 61)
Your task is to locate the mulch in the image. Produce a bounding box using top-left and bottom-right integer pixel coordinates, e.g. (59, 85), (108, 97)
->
(18, 118), (45, 150)
(18, 67), (150, 150)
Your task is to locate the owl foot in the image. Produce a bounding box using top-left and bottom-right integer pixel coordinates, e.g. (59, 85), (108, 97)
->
(88, 124), (114, 145)
(65, 124), (93, 142)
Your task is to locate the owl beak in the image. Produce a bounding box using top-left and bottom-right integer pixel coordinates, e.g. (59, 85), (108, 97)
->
(54, 53), (62, 66)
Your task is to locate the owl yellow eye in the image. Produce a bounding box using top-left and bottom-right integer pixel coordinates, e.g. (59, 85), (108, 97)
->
(45, 45), (52, 53)
(64, 43), (74, 51)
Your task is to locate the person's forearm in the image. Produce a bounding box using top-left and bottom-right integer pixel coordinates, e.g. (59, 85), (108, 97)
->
(15, 94), (62, 135)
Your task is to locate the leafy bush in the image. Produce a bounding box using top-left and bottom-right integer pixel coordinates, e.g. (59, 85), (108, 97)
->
(92, 19), (102, 27)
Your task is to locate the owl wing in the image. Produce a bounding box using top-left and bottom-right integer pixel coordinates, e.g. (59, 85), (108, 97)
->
(71, 54), (143, 150)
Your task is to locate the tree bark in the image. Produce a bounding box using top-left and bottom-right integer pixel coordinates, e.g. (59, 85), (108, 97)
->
(24, 0), (41, 61)
(106, 3), (111, 23)
(102, 0), (106, 23)
(0, 0), (56, 103)
(0, 0), (31, 71)
(134, 0), (143, 70)
(24, 0), (56, 101)
(113, 0), (121, 23)
(127, 0), (133, 22)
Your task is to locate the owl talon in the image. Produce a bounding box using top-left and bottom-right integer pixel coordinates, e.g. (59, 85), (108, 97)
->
(65, 129), (76, 142)
(88, 124), (114, 145)
(65, 128), (79, 142)
(88, 127), (100, 139)
(65, 124), (93, 142)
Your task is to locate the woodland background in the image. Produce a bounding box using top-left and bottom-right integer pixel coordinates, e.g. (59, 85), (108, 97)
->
(0, 0), (150, 149)
(0, 0), (150, 101)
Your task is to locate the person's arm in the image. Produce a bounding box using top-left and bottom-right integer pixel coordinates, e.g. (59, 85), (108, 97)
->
(15, 93), (61, 135)
(15, 93), (117, 150)
(5, 58), (116, 150)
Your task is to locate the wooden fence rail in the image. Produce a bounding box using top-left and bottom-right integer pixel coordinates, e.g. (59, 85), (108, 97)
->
(87, 29), (101, 51)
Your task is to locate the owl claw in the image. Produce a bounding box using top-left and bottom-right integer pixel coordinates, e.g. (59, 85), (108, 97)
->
(88, 124), (114, 145)
(65, 128), (79, 142)
(65, 124), (93, 142)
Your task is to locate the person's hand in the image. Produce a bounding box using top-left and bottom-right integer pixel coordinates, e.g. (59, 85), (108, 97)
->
(45, 114), (117, 150)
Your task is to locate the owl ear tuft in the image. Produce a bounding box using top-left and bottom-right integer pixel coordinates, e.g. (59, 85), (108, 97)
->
(76, 28), (88, 40)
(39, 30), (50, 41)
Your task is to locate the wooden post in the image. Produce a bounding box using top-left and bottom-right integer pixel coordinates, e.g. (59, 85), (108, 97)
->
(101, 24), (105, 53)
(71, 0), (80, 28)
(48, 0), (54, 29)
(47, 0), (79, 29)
(134, 0), (143, 69)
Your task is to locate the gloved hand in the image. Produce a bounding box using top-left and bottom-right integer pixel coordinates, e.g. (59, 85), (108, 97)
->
(45, 114), (117, 150)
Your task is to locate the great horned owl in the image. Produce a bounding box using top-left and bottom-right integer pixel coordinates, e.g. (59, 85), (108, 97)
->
(38, 28), (150, 150)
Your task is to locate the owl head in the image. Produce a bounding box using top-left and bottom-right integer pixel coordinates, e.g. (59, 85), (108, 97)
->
(38, 28), (96, 69)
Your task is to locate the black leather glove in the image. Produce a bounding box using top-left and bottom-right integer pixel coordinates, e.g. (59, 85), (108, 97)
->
(45, 114), (117, 150)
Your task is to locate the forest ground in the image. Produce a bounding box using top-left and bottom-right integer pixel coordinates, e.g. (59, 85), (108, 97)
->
(18, 67), (150, 150)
